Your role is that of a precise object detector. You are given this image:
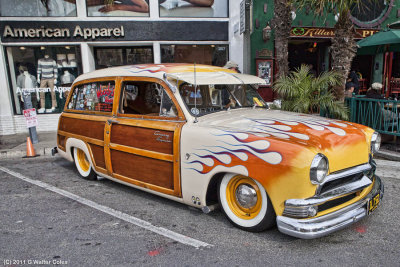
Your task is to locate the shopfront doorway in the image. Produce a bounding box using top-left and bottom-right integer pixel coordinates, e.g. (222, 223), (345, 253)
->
(288, 40), (331, 76)
(350, 55), (374, 94)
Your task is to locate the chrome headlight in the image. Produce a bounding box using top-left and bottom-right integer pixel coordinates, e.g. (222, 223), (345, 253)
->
(371, 132), (381, 154)
(310, 154), (329, 184)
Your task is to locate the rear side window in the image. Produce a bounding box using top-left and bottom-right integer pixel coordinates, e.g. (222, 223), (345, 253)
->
(68, 81), (115, 112)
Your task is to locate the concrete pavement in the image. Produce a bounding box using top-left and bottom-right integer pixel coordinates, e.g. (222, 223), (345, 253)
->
(0, 132), (56, 159)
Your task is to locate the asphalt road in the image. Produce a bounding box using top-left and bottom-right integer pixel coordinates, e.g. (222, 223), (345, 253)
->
(0, 157), (399, 266)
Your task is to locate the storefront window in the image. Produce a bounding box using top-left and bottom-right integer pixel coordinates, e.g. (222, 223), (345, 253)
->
(86, 0), (149, 17)
(161, 44), (228, 66)
(0, 0), (77, 17)
(94, 46), (153, 69)
(159, 0), (228, 18)
(5, 46), (82, 115)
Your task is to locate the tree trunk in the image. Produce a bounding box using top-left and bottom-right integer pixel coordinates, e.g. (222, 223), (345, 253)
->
(331, 12), (358, 101)
(272, 0), (292, 79)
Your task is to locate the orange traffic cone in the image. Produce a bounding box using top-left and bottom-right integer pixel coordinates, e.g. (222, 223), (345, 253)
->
(23, 137), (39, 158)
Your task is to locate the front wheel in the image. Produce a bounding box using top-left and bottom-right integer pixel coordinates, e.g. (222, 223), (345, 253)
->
(73, 147), (97, 180)
(218, 173), (275, 232)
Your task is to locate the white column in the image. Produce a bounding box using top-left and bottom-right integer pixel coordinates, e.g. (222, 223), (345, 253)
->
(149, 0), (159, 20)
(229, 0), (244, 72)
(80, 43), (95, 73)
(0, 45), (13, 117)
(153, 42), (161, 64)
(76, 0), (88, 18)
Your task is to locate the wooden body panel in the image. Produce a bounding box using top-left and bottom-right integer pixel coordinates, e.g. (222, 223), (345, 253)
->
(107, 118), (184, 197)
(90, 144), (106, 169)
(59, 116), (105, 141)
(57, 113), (108, 173)
(110, 125), (173, 155)
(110, 150), (174, 190)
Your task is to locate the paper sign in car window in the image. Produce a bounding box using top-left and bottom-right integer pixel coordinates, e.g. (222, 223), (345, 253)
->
(253, 97), (264, 107)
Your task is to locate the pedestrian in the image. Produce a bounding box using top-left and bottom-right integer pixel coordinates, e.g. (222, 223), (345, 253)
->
(366, 82), (384, 99)
(344, 82), (354, 98)
(223, 61), (241, 73)
(349, 70), (360, 95)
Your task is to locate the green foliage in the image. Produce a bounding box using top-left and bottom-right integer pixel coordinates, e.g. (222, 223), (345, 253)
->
(273, 65), (349, 120)
(289, 0), (363, 16)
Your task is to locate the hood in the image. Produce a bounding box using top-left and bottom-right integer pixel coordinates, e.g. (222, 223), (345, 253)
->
(194, 108), (372, 171)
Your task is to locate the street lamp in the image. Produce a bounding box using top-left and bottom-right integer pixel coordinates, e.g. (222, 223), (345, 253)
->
(263, 24), (272, 42)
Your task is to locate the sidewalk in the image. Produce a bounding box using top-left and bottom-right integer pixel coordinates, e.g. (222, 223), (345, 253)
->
(0, 131), (56, 159)
(0, 131), (400, 161)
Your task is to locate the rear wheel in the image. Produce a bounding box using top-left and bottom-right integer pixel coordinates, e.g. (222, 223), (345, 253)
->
(218, 173), (275, 232)
(73, 147), (97, 180)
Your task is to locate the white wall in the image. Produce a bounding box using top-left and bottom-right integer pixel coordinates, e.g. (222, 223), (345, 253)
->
(229, 0), (244, 72)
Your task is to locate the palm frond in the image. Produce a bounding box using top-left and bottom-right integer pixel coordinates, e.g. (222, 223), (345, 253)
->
(273, 65), (349, 120)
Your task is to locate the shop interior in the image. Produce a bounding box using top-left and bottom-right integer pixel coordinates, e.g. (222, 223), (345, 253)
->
(288, 40), (331, 76)
(350, 54), (374, 94)
(5, 46), (81, 115)
(160, 44), (228, 67)
(94, 46), (154, 69)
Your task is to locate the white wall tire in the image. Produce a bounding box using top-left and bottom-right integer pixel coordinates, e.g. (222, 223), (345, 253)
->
(218, 173), (275, 232)
(73, 147), (96, 180)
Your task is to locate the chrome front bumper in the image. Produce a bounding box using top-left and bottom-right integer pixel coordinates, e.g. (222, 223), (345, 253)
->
(276, 175), (384, 239)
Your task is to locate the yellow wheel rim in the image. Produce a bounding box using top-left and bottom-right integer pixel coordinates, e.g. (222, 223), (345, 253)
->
(76, 149), (90, 172)
(226, 175), (262, 220)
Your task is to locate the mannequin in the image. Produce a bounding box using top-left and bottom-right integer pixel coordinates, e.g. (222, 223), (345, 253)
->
(16, 66), (37, 110)
(37, 53), (58, 113)
(60, 70), (75, 85)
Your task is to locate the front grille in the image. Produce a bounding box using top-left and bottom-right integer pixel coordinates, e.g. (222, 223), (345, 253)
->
(318, 193), (357, 213)
(319, 172), (364, 195)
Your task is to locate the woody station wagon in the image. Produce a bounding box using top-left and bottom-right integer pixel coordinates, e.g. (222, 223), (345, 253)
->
(55, 64), (383, 239)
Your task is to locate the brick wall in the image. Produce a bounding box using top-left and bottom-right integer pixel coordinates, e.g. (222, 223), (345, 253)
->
(0, 114), (60, 136)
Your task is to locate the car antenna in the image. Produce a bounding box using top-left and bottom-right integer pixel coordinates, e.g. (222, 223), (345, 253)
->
(194, 62), (198, 123)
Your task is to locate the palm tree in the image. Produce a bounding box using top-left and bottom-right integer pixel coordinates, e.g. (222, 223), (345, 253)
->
(273, 65), (349, 120)
(290, 0), (369, 101)
(272, 0), (292, 78)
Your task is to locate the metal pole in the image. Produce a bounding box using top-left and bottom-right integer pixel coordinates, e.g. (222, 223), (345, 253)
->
(23, 93), (39, 144)
(242, 0), (252, 74)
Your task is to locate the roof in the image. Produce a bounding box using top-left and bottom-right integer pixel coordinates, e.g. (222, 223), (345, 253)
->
(73, 64), (266, 85)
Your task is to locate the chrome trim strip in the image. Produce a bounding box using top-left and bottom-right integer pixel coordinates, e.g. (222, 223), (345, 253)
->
(277, 176), (383, 239)
(285, 175), (372, 207)
(316, 163), (371, 195)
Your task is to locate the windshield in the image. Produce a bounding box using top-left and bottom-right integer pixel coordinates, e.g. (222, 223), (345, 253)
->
(178, 83), (267, 116)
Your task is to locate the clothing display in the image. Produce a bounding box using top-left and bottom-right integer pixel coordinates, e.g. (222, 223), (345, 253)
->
(37, 56), (58, 80)
(57, 54), (67, 68)
(60, 70), (76, 85)
(17, 71), (37, 89)
(16, 71), (38, 110)
(37, 55), (58, 110)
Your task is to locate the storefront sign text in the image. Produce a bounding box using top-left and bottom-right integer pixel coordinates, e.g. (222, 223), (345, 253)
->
(17, 87), (71, 95)
(3, 25), (124, 40)
(290, 27), (379, 39)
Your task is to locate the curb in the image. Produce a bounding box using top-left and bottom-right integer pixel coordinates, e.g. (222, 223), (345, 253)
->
(0, 147), (54, 159)
(376, 149), (400, 162)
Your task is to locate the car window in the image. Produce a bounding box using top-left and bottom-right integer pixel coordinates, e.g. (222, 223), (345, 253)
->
(67, 81), (115, 112)
(120, 81), (178, 118)
(179, 83), (266, 117)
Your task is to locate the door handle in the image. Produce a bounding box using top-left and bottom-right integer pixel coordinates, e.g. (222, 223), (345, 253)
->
(107, 119), (119, 124)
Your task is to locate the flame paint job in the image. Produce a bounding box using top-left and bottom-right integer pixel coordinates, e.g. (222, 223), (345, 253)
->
(180, 109), (374, 215)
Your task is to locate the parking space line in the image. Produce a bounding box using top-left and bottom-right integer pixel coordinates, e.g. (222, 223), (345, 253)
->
(0, 166), (212, 249)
